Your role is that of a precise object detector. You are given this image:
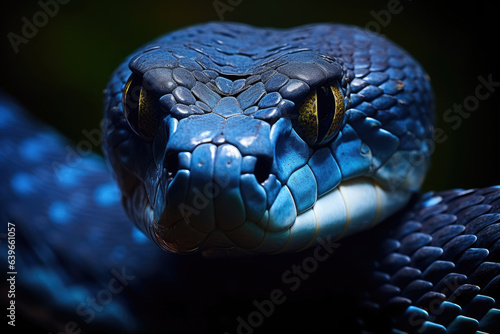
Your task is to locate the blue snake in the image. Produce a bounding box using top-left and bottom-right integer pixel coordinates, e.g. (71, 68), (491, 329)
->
(1, 22), (499, 333)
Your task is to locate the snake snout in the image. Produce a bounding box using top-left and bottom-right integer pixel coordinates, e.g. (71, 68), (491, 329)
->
(155, 142), (273, 253)
(151, 113), (277, 252)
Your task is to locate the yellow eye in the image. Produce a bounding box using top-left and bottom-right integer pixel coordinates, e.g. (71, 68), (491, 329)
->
(123, 74), (161, 141)
(295, 81), (345, 146)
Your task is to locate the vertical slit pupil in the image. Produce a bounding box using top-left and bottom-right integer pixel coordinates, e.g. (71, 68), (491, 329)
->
(124, 75), (143, 136)
(316, 86), (336, 141)
(138, 87), (160, 139)
(123, 74), (162, 141)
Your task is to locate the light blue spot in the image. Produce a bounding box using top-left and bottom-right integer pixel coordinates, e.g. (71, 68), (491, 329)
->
(48, 201), (72, 224)
(131, 227), (148, 244)
(82, 154), (106, 170)
(19, 138), (45, 162)
(55, 165), (84, 188)
(94, 182), (121, 207)
(11, 173), (36, 196)
(19, 132), (62, 162)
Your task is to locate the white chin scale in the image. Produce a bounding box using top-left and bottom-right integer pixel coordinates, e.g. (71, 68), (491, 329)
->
(197, 177), (412, 255)
(271, 177), (411, 253)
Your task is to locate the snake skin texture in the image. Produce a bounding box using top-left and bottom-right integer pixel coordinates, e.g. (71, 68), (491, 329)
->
(0, 22), (499, 334)
(362, 187), (500, 333)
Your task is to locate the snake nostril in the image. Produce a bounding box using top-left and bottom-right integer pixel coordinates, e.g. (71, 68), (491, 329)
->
(164, 151), (179, 180)
(254, 155), (273, 184)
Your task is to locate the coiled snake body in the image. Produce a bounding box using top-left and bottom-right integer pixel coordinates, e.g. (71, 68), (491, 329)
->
(1, 22), (499, 333)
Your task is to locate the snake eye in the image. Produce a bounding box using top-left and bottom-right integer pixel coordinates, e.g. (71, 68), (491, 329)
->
(123, 74), (162, 141)
(294, 81), (346, 146)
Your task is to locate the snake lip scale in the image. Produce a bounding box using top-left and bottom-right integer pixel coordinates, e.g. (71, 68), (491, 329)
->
(1, 21), (499, 334)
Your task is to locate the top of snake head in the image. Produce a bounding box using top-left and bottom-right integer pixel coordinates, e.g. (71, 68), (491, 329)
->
(103, 22), (434, 254)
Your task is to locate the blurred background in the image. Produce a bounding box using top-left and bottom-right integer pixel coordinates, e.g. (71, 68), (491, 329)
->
(0, 0), (499, 192)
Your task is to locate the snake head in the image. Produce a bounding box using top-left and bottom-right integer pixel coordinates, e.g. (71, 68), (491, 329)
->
(103, 22), (434, 254)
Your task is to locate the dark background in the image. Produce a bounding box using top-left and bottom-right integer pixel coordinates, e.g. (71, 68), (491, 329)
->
(0, 0), (499, 191)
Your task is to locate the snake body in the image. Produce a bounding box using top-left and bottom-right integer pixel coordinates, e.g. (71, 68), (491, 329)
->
(1, 22), (499, 333)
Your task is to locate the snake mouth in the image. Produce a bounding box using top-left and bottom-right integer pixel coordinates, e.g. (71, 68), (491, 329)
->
(153, 176), (412, 255)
